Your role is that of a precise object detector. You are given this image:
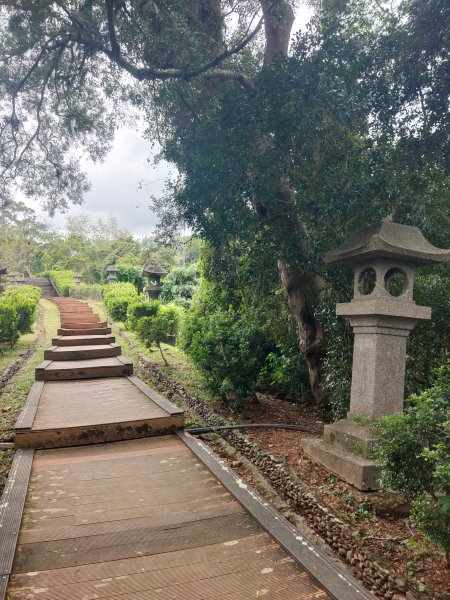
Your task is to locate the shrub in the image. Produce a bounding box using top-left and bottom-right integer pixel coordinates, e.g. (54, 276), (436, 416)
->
(0, 301), (20, 351)
(160, 265), (200, 306)
(70, 283), (103, 300)
(136, 304), (180, 364)
(374, 364), (450, 565)
(41, 270), (74, 296)
(2, 286), (40, 333)
(181, 305), (267, 405)
(126, 298), (160, 330)
(102, 282), (138, 324)
(117, 265), (146, 294)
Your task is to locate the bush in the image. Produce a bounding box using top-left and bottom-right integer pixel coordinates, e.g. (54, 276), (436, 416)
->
(181, 305), (267, 405)
(374, 364), (450, 565)
(70, 283), (103, 300)
(160, 265), (200, 306)
(2, 286), (40, 333)
(117, 265), (146, 294)
(126, 297), (160, 330)
(41, 270), (74, 296)
(102, 282), (138, 324)
(136, 304), (180, 364)
(0, 302), (20, 351)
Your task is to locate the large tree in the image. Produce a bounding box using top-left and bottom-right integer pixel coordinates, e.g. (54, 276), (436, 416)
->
(0, 0), (448, 404)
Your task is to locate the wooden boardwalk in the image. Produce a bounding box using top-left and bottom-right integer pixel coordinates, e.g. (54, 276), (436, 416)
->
(1, 297), (374, 600)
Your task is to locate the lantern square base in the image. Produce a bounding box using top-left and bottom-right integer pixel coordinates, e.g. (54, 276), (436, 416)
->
(301, 426), (381, 491)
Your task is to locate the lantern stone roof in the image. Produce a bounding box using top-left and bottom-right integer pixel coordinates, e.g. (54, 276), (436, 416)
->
(106, 264), (119, 272)
(142, 263), (167, 276)
(325, 222), (450, 266)
(74, 272), (82, 277)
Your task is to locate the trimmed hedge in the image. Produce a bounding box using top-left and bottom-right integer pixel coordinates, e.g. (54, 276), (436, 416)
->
(70, 283), (103, 300)
(102, 283), (138, 324)
(126, 298), (160, 330)
(0, 285), (41, 351)
(41, 270), (74, 296)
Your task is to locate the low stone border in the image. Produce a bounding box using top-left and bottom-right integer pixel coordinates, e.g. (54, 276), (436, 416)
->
(0, 310), (44, 391)
(136, 355), (416, 600)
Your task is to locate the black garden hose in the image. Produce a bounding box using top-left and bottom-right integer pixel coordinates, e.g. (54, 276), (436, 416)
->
(185, 422), (323, 435)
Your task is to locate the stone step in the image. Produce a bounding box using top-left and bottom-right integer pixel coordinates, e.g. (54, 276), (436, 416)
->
(44, 344), (121, 361)
(35, 356), (133, 381)
(52, 334), (116, 346)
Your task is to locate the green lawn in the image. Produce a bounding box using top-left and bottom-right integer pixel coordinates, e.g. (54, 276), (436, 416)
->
(0, 299), (60, 494)
(0, 329), (36, 371)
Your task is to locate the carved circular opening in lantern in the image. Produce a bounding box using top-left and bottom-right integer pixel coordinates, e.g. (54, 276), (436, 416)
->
(384, 267), (407, 297)
(357, 267), (376, 295)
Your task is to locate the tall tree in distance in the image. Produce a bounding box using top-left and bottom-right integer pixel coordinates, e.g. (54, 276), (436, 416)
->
(0, 0), (448, 404)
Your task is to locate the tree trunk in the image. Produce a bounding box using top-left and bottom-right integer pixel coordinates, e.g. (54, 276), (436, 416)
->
(277, 256), (327, 406)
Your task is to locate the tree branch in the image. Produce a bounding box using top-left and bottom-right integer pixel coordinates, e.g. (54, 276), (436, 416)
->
(105, 0), (120, 58)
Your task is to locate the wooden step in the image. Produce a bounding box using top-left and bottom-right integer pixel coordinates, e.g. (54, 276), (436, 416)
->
(58, 327), (112, 336)
(15, 377), (184, 449)
(35, 356), (133, 381)
(52, 334), (116, 346)
(60, 321), (108, 329)
(60, 313), (98, 321)
(44, 344), (121, 361)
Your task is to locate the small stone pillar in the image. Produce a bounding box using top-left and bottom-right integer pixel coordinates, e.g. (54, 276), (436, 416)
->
(302, 222), (449, 489)
(74, 272), (82, 286)
(142, 264), (167, 301)
(106, 264), (119, 284)
(0, 265), (7, 294)
(7, 271), (17, 285)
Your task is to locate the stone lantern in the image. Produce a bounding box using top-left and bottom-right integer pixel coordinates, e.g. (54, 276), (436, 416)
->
(106, 264), (119, 284)
(74, 272), (82, 285)
(142, 264), (167, 301)
(0, 265), (7, 293)
(302, 222), (450, 489)
(7, 271), (17, 285)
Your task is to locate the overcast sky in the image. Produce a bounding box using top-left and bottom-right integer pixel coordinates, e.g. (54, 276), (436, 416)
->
(26, 6), (313, 236)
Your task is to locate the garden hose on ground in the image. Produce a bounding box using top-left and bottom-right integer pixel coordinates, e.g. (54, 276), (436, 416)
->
(185, 423), (323, 435)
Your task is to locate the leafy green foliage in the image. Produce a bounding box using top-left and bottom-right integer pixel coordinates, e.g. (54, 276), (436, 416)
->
(160, 265), (200, 307)
(136, 304), (180, 364)
(70, 283), (103, 301)
(0, 303), (19, 351)
(2, 286), (40, 333)
(374, 365), (450, 562)
(181, 287), (268, 405)
(42, 270), (74, 296)
(126, 298), (160, 331)
(0, 285), (40, 351)
(102, 282), (138, 324)
(117, 265), (146, 294)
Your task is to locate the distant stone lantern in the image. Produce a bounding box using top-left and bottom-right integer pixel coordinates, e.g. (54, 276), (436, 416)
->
(0, 265), (7, 293)
(74, 272), (82, 285)
(302, 222), (450, 490)
(7, 271), (17, 285)
(142, 264), (167, 301)
(106, 264), (119, 284)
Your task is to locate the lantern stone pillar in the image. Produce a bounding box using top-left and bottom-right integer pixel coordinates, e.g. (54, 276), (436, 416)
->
(302, 222), (450, 490)
(142, 264), (167, 301)
(74, 272), (82, 285)
(106, 265), (118, 284)
(7, 271), (17, 285)
(0, 265), (7, 294)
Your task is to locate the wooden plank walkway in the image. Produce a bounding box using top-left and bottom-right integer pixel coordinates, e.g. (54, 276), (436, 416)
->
(1, 297), (375, 600)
